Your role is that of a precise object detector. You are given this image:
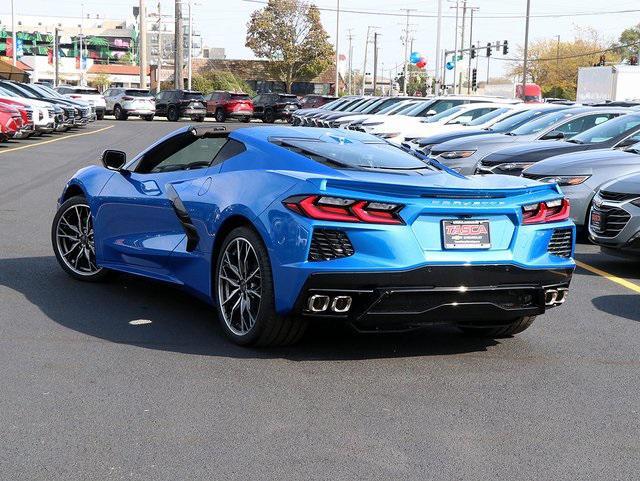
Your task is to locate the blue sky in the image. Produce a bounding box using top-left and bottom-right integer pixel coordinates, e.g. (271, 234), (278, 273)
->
(3, 0), (639, 79)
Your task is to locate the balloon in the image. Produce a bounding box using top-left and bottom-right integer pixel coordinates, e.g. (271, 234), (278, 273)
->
(409, 51), (421, 63)
(446, 61), (455, 70)
(416, 59), (427, 69)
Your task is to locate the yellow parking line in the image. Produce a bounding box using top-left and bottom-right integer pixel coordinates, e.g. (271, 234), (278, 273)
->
(575, 260), (640, 294)
(0, 125), (114, 155)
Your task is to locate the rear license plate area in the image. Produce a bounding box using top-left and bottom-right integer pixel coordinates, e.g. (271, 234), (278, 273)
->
(442, 219), (491, 249)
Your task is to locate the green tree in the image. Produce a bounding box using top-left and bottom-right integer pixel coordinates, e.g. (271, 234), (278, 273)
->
(613, 24), (640, 61)
(191, 71), (255, 96)
(89, 73), (111, 92)
(245, 0), (334, 93)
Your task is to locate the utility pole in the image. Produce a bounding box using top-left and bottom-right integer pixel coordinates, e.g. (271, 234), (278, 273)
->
(401, 9), (415, 96)
(54, 27), (60, 86)
(347, 30), (353, 95)
(79, 3), (85, 86)
(174, 0), (184, 89)
(372, 32), (380, 94)
(335, 0), (340, 96)
(139, 0), (148, 89)
(466, 7), (478, 94)
(434, 0), (443, 95)
(11, 0), (16, 66)
(522, 0), (531, 100)
(361, 26), (371, 94)
(187, 1), (193, 90)
(458, 0), (467, 94)
(451, 0), (459, 94)
(555, 34), (560, 70)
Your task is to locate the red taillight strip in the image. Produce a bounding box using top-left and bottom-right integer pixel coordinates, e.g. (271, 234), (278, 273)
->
(284, 195), (404, 225)
(522, 199), (570, 224)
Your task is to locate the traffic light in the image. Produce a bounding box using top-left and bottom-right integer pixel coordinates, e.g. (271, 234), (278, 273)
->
(472, 68), (478, 90)
(486, 43), (492, 57)
(503, 40), (509, 55)
(470, 45), (476, 59)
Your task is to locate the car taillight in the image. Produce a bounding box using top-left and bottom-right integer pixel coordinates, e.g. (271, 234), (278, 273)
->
(122, 96), (134, 101)
(522, 198), (570, 224)
(69, 95), (82, 99)
(283, 195), (404, 225)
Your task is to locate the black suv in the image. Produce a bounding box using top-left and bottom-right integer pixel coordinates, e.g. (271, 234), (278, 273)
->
(252, 93), (300, 123)
(155, 90), (206, 122)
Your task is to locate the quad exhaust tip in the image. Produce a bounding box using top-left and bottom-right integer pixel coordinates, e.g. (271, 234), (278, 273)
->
(544, 287), (568, 306)
(307, 294), (352, 313)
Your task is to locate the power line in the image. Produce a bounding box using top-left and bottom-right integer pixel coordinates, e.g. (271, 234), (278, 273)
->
(488, 40), (640, 63)
(241, 1), (640, 20)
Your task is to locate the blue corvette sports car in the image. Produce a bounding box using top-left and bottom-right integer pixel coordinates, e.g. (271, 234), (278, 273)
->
(52, 125), (575, 346)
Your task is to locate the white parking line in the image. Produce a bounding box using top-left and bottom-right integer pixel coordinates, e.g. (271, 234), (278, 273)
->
(0, 125), (114, 155)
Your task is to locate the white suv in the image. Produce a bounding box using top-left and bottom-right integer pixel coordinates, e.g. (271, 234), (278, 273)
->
(103, 88), (156, 121)
(55, 85), (106, 120)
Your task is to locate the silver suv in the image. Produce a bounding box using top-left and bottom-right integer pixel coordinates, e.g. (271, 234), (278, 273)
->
(103, 88), (156, 121)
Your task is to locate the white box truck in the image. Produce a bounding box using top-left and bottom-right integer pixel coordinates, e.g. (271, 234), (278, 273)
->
(577, 65), (640, 103)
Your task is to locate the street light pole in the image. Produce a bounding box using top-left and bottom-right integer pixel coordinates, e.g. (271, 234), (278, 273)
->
(401, 9), (414, 96)
(434, 0), (443, 94)
(361, 26), (371, 94)
(11, 0), (17, 66)
(335, 0), (340, 96)
(139, 0), (148, 89)
(522, 0), (531, 100)
(174, 0), (184, 90)
(451, 0), (459, 94)
(187, 1), (193, 90)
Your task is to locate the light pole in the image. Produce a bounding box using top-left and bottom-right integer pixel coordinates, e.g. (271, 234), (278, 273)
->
(11, 0), (16, 66)
(450, 0), (459, 94)
(361, 26), (371, 94)
(522, 0), (531, 99)
(434, 0), (443, 94)
(335, 0), (340, 95)
(139, 0), (148, 89)
(401, 9), (415, 96)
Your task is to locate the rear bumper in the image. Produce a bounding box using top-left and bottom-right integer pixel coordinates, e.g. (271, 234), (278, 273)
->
(293, 265), (574, 329)
(228, 110), (253, 118)
(180, 108), (206, 116)
(124, 108), (155, 116)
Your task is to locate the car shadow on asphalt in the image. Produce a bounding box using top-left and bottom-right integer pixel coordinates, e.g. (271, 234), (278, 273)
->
(0, 256), (500, 360)
(575, 252), (640, 283)
(591, 295), (640, 323)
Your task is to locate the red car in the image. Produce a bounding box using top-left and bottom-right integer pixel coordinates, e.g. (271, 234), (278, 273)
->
(0, 97), (34, 138)
(204, 91), (253, 123)
(299, 94), (337, 109)
(0, 103), (23, 141)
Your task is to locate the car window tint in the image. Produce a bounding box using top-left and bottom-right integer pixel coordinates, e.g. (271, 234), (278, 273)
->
(136, 132), (228, 173)
(571, 114), (640, 143)
(212, 139), (247, 166)
(511, 111), (575, 136)
(556, 114), (618, 137)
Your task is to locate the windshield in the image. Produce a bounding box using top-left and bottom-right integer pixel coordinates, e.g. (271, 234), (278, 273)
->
(366, 98), (400, 114)
(466, 108), (510, 126)
(351, 99), (379, 113)
(488, 108), (564, 133)
(335, 98), (365, 111)
(36, 84), (65, 98)
(377, 102), (409, 115)
(276, 138), (432, 171)
(570, 115), (640, 143)
(5, 83), (38, 98)
(509, 110), (576, 136)
(0, 86), (19, 98)
(423, 106), (465, 123)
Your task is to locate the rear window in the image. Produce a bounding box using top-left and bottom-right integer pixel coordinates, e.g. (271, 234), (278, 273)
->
(278, 94), (298, 101)
(274, 138), (433, 171)
(73, 88), (100, 94)
(230, 93), (250, 100)
(125, 89), (152, 97)
(183, 91), (204, 100)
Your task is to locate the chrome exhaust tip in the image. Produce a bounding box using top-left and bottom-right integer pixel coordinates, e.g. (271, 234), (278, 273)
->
(331, 296), (352, 313)
(544, 289), (558, 306)
(307, 295), (330, 312)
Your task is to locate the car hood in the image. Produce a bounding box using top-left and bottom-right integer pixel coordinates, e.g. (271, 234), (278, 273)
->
(431, 133), (521, 153)
(600, 171), (640, 195)
(481, 141), (587, 165)
(525, 149), (640, 175)
(417, 128), (487, 146)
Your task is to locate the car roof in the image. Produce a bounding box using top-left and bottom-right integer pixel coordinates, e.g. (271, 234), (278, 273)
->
(231, 126), (377, 144)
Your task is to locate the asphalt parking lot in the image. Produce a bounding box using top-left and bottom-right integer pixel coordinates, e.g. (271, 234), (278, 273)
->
(1, 119), (639, 481)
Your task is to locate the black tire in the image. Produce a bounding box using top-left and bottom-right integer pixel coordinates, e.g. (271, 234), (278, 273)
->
(241, 117), (251, 123)
(263, 108), (276, 123)
(167, 106), (179, 122)
(214, 226), (307, 347)
(215, 108), (226, 122)
(96, 111), (105, 120)
(458, 316), (537, 338)
(51, 195), (109, 283)
(192, 115), (205, 122)
(114, 105), (128, 121)
(143, 114), (155, 121)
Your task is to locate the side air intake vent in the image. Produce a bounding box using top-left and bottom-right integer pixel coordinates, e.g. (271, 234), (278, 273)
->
(308, 229), (354, 262)
(547, 228), (573, 258)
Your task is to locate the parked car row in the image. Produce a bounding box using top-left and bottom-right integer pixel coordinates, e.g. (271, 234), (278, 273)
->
(0, 80), (96, 141)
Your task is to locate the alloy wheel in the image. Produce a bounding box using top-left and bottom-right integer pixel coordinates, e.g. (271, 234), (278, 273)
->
(217, 237), (262, 336)
(55, 203), (102, 276)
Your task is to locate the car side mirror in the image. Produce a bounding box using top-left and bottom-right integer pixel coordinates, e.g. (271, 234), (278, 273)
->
(426, 109), (437, 116)
(102, 149), (127, 171)
(541, 130), (565, 140)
